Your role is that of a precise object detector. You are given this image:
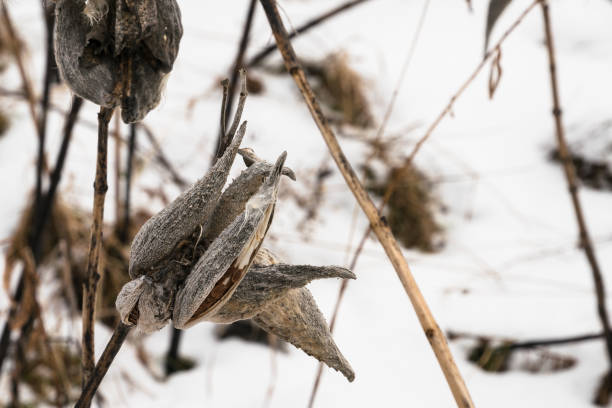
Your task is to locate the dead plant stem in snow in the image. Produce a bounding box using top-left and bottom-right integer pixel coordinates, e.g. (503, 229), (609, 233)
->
(82, 107), (114, 393)
(259, 1), (474, 406)
(539, 1), (612, 404)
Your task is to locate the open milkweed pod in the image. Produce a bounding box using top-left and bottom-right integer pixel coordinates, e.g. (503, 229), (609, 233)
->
(129, 122), (247, 279)
(115, 122), (246, 333)
(212, 248), (357, 382)
(54, 0), (182, 122)
(200, 149), (295, 247)
(173, 152), (288, 328)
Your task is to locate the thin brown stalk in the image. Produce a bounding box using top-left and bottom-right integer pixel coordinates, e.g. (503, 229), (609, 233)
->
(218, 0), (257, 155)
(309, 1), (427, 404)
(75, 323), (132, 408)
(405, 0), (540, 166)
(119, 124), (137, 243)
(538, 1), (612, 404)
(447, 330), (605, 350)
(82, 107), (114, 391)
(259, 1), (474, 407)
(114, 114), (123, 238)
(247, 0), (371, 68)
(138, 123), (189, 189)
(375, 0), (430, 142)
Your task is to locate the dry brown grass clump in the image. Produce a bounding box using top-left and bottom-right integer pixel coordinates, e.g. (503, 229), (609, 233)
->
(266, 52), (373, 128)
(365, 163), (442, 252)
(3, 198), (152, 404)
(302, 53), (374, 128)
(4, 198), (152, 327)
(18, 336), (82, 406)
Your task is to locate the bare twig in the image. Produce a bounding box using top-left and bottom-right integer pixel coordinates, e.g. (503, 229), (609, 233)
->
(217, 0), (257, 158)
(82, 107), (114, 390)
(118, 124), (137, 243)
(308, 3), (431, 405)
(138, 123), (189, 189)
(259, 1), (474, 406)
(375, 0), (430, 142)
(75, 323), (132, 408)
(35, 2), (56, 210)
(113, 114), (123, 239)
(538, 1), (612, 404)
(405, 0), (540, 166)
(447, 330), (604, 350)
(247, 0), (372, 68)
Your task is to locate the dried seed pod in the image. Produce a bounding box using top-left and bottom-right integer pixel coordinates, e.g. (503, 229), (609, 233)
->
(54, 0), (183, 122)
(212, 248), (356, 381)
(173, 152), (288, 328)
(129, 122), (247, 278)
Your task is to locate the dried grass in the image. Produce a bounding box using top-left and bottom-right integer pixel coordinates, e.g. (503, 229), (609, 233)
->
(365, 163), (442, 252)
(303, 53), (374, 128)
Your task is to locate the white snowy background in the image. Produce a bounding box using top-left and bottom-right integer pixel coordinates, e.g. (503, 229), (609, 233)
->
(2, 0), (612, 406)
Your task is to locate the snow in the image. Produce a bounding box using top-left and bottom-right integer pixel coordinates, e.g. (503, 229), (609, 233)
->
(2, 0), (612, 406)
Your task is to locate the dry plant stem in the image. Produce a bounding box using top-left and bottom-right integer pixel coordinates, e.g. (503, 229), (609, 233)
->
(247, 0), (371, 68)
(259, 1), (474, 406)
(82, 107), (114, 391)
(220, 0), (256, 135)
(405, 0), (540, 165)
(75, 323), (132, 408)
(119, 124), (137, 243)
(539, 0), (612, 400)
(310, 4), (431, 399)
(447, 330), (605, 350)
(138, 123), (189, 189)
(114, 114), (122, 237)
(36, 2), (56, 208)
(375, 0), (430, 142)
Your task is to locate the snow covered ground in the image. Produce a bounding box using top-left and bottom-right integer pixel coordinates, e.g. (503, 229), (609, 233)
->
(2, 0), (612, 406)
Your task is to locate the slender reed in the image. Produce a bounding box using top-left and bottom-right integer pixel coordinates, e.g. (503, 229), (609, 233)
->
(82, 107), (114, 390)
(218, 0), (256, 153)
(247, 0), (371, 68)
(118, 124), (137, 243)
(259, 1), (474, 406)
(539, 1), (612, 404)
(308, 1), (430, 404)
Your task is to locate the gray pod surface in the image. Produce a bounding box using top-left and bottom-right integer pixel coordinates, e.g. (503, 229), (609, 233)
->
(54, 0), (182, 122)
(129, 122), (247, 278)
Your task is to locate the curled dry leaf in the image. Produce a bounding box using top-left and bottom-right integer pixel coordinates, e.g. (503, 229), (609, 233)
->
(488, 46), (503, 99)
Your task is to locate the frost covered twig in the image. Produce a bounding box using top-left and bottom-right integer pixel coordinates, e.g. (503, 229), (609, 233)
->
(538, 2), (612, 404)
(258, 1), (474, 406)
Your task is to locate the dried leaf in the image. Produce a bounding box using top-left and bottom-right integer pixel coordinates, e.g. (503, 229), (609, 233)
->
(484, 0), (513, 54)
(488, 47), (503, 99)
